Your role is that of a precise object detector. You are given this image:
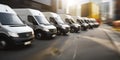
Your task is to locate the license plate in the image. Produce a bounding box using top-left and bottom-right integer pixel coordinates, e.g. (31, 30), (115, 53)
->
(24, 41), (31, 45)
(52, 35), (56, 37)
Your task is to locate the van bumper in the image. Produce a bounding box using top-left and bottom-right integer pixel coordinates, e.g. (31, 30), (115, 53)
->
(42, 31), (57, 38)
(10, 37), (34, 46)
(59, 27), (70, 34)
(81, 25), (89, 30)
(70, 26), (81, 32)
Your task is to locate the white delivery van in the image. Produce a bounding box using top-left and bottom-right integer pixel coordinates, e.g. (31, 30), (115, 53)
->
(72, 16), (89, 31)
(42, 12), (70, 35)
(59, 14), (81, 33)
(0, 4), (34, 49)
(83, 17), (94, 29)
(14, 9), (57, 39)
(89, 18), (99, 28)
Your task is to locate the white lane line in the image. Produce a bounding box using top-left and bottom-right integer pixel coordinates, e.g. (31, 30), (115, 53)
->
(73, 36), (79, 60)
(73, 46), (77, 60)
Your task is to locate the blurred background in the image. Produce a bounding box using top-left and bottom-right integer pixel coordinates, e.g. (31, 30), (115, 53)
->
(0, 0), (119, 26)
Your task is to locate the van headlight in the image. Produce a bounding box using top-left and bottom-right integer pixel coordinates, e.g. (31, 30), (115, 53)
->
(32, 31), (34, 35)
(31, 31), (35, 37)
(8, 32), (19, 37)
(74, 25), (78, 28)
(60, 26), (65, 29)
(62, 27), (66, 29)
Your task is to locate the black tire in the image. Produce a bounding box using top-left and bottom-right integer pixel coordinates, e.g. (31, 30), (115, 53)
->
(57, 30), (61, 35)
(0, 37), (9, 50)
(83, 27), (87, 31)
(70, 28), (74, 33)
(75, 30), (79, 33)
(63, 32), (67, 35)
(81, 27), (84, 31)
(35, 31), (42, 39)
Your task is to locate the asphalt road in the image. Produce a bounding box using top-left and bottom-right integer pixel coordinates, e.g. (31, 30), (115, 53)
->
(0, 25), (120, 60)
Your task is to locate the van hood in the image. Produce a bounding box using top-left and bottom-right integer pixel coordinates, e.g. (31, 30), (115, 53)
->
(73, 24), (81, 27)
(41, 24), (56, 29)
(3, 25), (33, 33)
(89, 23), (94, 25)
(60, 24), (70, 28)
(83, 23), (89, 26)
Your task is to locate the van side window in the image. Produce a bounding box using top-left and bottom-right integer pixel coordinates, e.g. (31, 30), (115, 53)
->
(81, 20), (84, 23)
(71, 19), (75, 23)
(65, 18), (72, 24)
(77, 19), (81, 24)
(28, 16), (38, 25)
(49, 17), (57, 24)
(77, 19), (82, 24)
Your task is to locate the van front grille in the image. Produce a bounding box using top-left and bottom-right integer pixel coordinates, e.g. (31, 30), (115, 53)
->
(18, 32), (32, 38)
(49, 29), (57, 33)
(66, 27), (70, 31)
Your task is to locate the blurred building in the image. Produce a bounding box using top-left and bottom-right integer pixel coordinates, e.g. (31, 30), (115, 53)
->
(0, 0), (52, 11)
(114, 0), (120, 20)
(67, 4), (78, 16)
(51, 0), (67, 13)
(81, 2), (100, 19)
(0, 0), (67, 13)
(89, 0), (114, 20)
(90, 0), (102, 5)
(100, 2), (110, 21)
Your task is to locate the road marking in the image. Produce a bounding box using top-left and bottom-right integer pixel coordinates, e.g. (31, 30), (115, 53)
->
(72, 36), (80, 60)
(73, 44), (77, 60)
(102, 28), (120, 54)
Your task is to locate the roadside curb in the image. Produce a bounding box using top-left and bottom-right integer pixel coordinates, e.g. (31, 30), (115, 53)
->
(103, 28), (120, 55)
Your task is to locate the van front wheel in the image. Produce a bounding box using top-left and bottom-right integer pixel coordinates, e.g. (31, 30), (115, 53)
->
(35, 31), (42, 39)
(70, 28), (74, 33)
(0, 38), (8, 49)
(57, 30), (61, 35)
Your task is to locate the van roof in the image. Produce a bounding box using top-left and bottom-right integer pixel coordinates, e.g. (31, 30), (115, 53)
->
(0, 4), (16, 14)
(42, 12), (59, 17)
(14, 8), (44, 16)
(59, 14), (73, 19)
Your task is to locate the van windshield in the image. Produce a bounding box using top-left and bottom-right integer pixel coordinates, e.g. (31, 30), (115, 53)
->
(34, 16), (50, 25)
(0, 13), (24, 25)
(55, 17), (64, 24)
